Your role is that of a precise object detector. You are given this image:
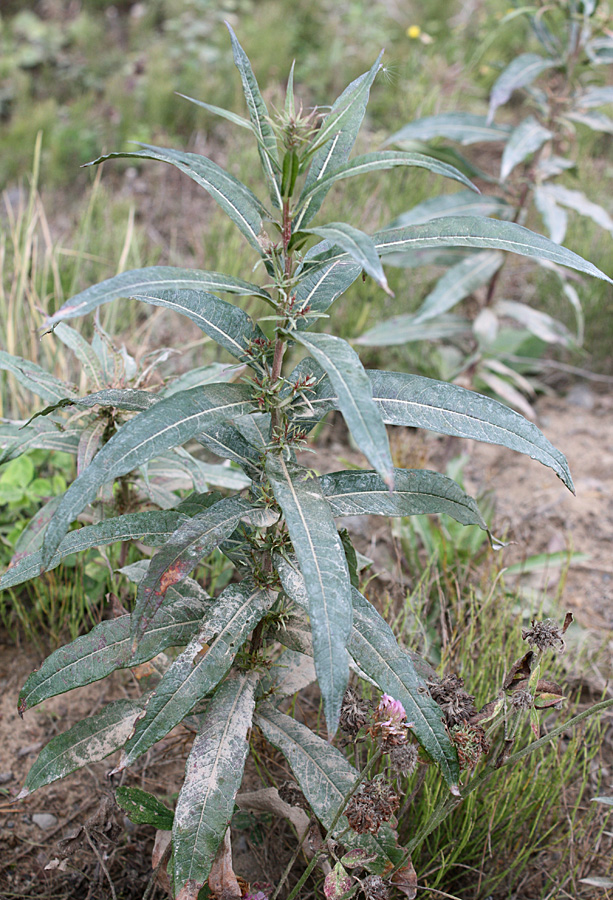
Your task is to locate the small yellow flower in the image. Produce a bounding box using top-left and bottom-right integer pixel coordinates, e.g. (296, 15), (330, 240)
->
(406, 25), (421, 39)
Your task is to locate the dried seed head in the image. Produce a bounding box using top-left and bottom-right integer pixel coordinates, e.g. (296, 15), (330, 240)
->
(451, 722), (490, 770)
(522, 618), (565, 652)
(510, 689), (533, 711)
(339, 686), (371, 737)
(388, 742), (419, 776)
(428, 674), (478, 727)
(371, 693), (412, 746)
(278, 780), (310, 811)
(361, 875), (390, 900)
(345, 779), (399, 835)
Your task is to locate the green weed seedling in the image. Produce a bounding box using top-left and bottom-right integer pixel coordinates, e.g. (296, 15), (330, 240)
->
(3, 28), (613, 899)
(361, 0), (613, 416)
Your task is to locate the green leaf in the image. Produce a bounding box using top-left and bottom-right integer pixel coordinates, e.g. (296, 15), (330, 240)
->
(321, 468), (488, 530)
(357, 314), (470, 346)
(1, 508), (197, 591)
(348, 588), (460, 791)
(263, 647), (317, 699)
(53, 324), (104, 390)
(495, 299), (573, 346)
(44, 266), (270, 330)
(534, 186), (567, 244)
(226, 24), (281, 209)
(256, 704), (402, 872)
(500, 116), (552, 181)
(173, 671), (258, 896)
(488, 54), (559, 122)
(132, 496), (261, 646)
(387, 191), (515, 228)
(77, 419), (105, 475)
(293, 332), (393, 486)
(116, 581), (273, 770)
(27, 390), (158, 427)
(265, 455), (352, 736)
(291, 364), (574, 491)
(296, 53), (383, 229)
(412, 250), (503, 324)
(0, 419), (81, 465)
(116, 786), (174, 830)
(384, 113), (511, 146)
(373, 217), (612, 284)
(41, 383), (256, 568)
(293, 251), (362, 329)
(18, 579), (213, 711)
(566, 109), (613, 134)
(0, 351), (75, 404)
(85, 148), (268, 255)
(128, 288), (269, 366)
(19, 699), (144, 796)
(298, 151), (477, 205)
(176, 93), (253, 130)
(577, 86), (613, 108)
(303, 223), (392, 295)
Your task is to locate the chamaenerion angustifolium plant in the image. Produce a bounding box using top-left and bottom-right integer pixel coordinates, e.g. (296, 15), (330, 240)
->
(360, 0), (613, 417)
(4, 26), (613, 899)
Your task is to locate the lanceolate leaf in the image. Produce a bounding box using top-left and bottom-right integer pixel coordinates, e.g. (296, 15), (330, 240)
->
(290, 363), (574, 491)
(41, 383), (256, 568)
(411, 250), (504, 324)
(565, 109), (613, 134)
(293, 332), (394, 486)
(296, 54), (383, 229)
(173, 672), (258, 896)
(19, 699), (144, 796)
(372, 217), (612, 284)
(293, 249), (362, 328)
(1, 509), (198, 591)
(357, 314), (470, 347)
(128, 289), (269, 366)
(320, 468), (488, 530)
(117, 581), (273, 769)
(176, 94), (253, 130)
(53, 324), (104, 390)
(298, 151), (477, 206)
(265, 455), (352, 736)
(0, 351), (75, 404)
(227, 25), (281, 209)
(44, 266), (270, 330)
(18, 579), (213, 711)
(77, 419), (105, 475)
(132, 496), (261, 645)
(488, 54), (559, 122)
(384, 113), (511, 147)
(537, 184), (613, 234)
(387, 190), (515, 229)
(348, 588), (459, 791)
(0, 420), (81, 464)
(116, 786), (174, 829)
(534, 187), (568, 244)
(85, 148), (267, 255)
(304, 223), (392, 295)
(256, 705), (402, 872)
(500, 116), (553, 181)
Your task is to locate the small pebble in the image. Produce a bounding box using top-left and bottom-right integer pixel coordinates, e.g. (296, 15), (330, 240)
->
(32, 813), (58, 830)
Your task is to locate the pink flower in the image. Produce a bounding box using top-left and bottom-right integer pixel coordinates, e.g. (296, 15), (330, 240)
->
(372, 694), (414, 747)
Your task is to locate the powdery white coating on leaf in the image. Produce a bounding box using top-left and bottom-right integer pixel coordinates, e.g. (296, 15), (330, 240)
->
(172, 672), (258, 894)
(20, 699), (144, 795)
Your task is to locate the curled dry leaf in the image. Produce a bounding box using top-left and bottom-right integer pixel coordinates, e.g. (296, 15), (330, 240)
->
(392, 859), (418, 899)
(207, 828), (242, 900)
(152, 829), (172, 896)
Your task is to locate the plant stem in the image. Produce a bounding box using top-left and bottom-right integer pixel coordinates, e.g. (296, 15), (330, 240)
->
(284, 747), (384, 900)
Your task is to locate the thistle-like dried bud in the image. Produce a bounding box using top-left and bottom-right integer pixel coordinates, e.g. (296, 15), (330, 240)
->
(345, 779), (399, 835)
(451, 722), (490, 770)
(510, 689), (533, 711)
(371, 693), (412, 747)
(278, 780), (310, 811)
(428, 674), (477, 727)
(339, 686), (371, 738)
(388, 742), (419, 777)
(361, 875), (390, 900)
(522, 618), (565, 652)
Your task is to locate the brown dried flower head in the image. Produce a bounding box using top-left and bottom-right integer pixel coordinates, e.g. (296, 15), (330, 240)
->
(278, 780), (310, 811)
(389, 742), (419, 777)
(345, 778), (399, 835)
(371, 693), (413, 747)
(510, 689), (533, 711)
(429, 673), (477, 727)
(361, 874), (390, 900)
(522, 617), (566, 652)
(451, 722), (490, 770)
(339, 686), (371, 738)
